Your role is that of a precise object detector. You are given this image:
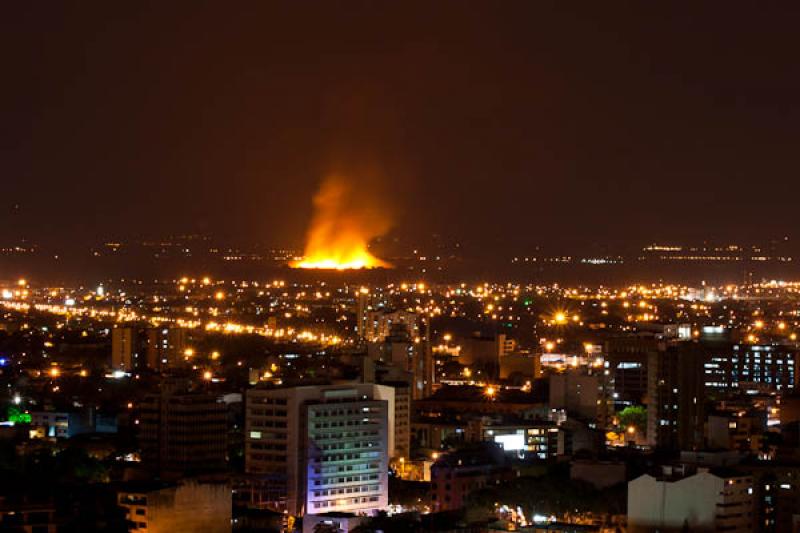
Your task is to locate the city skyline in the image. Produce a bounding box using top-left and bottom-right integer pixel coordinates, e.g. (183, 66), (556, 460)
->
(3, 4), (800, 532)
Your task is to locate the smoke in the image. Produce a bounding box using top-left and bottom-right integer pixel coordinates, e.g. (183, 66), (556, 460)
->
(294, 173), (393, 269)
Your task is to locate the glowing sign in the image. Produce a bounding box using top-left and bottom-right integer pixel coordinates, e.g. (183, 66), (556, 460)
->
(494, 433), (525, 451)
(7, 407), (31, 424)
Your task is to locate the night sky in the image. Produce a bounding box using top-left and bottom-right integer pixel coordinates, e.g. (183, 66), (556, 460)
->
(2, 3), (800, 254)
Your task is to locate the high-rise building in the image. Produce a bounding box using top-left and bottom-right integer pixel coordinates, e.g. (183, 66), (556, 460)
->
(355, 289), (370, 339)
(746, 462), (800, 532)
(138, 389), (227, 479)
(703, 342), (798, 393)
(364, 309), (417, 343)
(111, 327), (135, 371)
(367, 320), (432, 400)
(245, 383), (394, 517)
(145, 327), (190, 369)
(363, 361), (412, 461)
(459, 333), (504, 376)
(604, 337), (658, 410)
(111, 326), (194, 372)
(367, 324), (415, 370)
(417, 315), (434, 399)
(607, 334), (798, 448)
(379, 380), (410, 459)
(647, 342), (705, 450)
(707, 411), (767, 453)
(549, 371), (610, 423)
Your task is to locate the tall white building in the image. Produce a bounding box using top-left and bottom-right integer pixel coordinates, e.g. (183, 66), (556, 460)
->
(245, 383), (394, 517)
(628, 468), (754, 532)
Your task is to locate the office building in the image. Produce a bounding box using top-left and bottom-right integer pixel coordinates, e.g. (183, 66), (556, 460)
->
(459, 333), (506, 376)
(145, 327), (190, 369)
(477, 420), (563, 459)
(364, 309), (417, 343)
(549, 371), (606, 422)
(138, 390), (227, 478)
(111, 327), (136, 371)
(355, 289), (370, 339)
(377, 380), (410, 460)
(111, 326), (196, 372)
(604, 337), (658, 409)
(703, 343), (797, 393)
(245, 383), (393, 516)
(368, 322), (432, 400)
(647, 342), (705, 450)
(707, 411), (767, 453)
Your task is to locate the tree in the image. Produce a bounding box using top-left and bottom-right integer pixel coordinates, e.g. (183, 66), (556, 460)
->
(617, 405), (647, 432)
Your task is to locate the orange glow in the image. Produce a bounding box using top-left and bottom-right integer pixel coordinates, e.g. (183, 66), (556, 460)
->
(292, 175), (391, 270)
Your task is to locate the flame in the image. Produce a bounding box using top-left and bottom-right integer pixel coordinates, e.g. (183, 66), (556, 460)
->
(293, 175), (391, 270)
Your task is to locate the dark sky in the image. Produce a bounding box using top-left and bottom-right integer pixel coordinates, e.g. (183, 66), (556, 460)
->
(2, 2), (799, 254)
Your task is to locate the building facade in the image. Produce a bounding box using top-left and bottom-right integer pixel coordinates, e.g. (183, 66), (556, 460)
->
(628, 469), (754, 532)
(245, 383), (394, 517)
(138, 390), (227, 478)
(117, 481), (231, 533)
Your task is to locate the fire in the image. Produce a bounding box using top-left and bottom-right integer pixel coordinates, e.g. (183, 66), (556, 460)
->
(293, 175), (391, 270)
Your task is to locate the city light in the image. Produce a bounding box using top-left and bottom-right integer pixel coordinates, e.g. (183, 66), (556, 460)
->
(4, 6), (800, 531)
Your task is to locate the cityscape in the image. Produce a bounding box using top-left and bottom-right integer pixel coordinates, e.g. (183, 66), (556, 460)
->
(3, 3), (800, 533)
